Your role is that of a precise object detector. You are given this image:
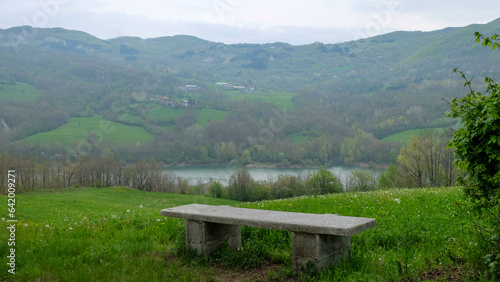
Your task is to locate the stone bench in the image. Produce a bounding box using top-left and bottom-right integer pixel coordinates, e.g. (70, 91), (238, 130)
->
(161, 204), (376, 273)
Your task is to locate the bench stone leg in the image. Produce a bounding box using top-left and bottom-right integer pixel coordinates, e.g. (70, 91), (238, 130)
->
(185, 220), (241, 255)
(291, 232), (351, 273)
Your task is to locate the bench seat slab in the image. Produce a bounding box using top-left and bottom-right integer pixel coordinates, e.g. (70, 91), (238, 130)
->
(161, 204), (376, 236)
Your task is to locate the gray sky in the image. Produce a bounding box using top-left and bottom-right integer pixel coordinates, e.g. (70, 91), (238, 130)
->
(0, 0), (499, 45)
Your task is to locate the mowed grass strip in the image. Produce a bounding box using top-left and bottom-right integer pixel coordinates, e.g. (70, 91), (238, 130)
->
(24, 115), (154, 145)
(0, 186), (482, 281)
(0, 82), (39, 101)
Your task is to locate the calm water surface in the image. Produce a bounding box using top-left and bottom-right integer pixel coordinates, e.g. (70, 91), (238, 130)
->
(163, 165), (381, 185)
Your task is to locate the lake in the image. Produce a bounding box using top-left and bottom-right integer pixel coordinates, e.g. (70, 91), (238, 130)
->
(163, 165), (382, 185)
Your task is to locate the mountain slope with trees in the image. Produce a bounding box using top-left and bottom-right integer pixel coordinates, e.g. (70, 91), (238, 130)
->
(0, 18), (499, 166)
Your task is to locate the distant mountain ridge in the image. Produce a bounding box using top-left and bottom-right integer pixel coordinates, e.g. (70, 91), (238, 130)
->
(1, 18), (499, 90)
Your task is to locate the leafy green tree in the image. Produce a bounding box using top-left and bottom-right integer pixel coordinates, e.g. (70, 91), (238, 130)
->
(228, 168), (254, 201)
(347, 169), (378, 192)
(208, 181), (223, 198)
(306, 169), (343, 194)
(396, 135), (426, 188)
(378, 163), (398, 189)
(395, 131), (457, 188)
(446, 32), (500, 277)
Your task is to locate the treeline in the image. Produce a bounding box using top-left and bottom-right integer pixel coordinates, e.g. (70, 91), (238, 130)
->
(379, 129), (459, 189)
(0, 150), (378, 201)
(0, 130), (458, 201)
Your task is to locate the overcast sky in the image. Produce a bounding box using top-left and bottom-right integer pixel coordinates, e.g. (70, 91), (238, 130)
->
(0, 0), (499, 45)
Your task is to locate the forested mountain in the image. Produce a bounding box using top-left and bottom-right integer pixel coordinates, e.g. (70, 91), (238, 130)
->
(0, 18), (499, 167)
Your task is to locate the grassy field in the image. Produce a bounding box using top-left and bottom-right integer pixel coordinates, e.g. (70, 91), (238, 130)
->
(148, 106), (185, 121)
(226, 91), (296, 110)
(0, 82), (39, 101)
(0, 186), (486, 281)
(24, 116), (154, 145)
(285, 132), (311, 144)
(196, 108), (228, 127)
(380, 127), (447, 144)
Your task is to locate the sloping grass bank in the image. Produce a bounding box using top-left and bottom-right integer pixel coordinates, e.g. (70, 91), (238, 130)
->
(0, 187), (483, 281)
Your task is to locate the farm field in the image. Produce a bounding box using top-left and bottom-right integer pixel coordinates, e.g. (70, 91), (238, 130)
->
(23, 116), (154, 145)
(0, 186), (484, 281)
(0, 82), (39, 101)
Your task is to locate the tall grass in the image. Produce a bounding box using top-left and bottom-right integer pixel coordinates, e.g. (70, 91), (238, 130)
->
(0, 187), (486, 281)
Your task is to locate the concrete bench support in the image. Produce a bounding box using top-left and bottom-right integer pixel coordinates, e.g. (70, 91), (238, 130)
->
(185, 219), (241, 255)
(161, 204), (375, 273)
(291, 232), (350, 273)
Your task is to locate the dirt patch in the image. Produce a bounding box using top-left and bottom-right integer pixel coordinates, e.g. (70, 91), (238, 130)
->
(399, 265), (475, 282)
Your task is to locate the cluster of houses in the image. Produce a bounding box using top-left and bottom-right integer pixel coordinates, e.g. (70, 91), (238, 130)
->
(216, 82), (255, 93)
(150, 95), (189, 107)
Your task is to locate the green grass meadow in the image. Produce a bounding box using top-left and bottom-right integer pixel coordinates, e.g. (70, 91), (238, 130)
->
(380, 127), (447, 144)
(24, 116), (154, 145)
(227, 91), (296, 110)
(0, 82), (39, 101)
(196, 108), (228, 127)
(0, 186), (485, 281)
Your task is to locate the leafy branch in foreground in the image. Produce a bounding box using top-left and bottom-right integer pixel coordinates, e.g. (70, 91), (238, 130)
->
(447, 32), (500, 278)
